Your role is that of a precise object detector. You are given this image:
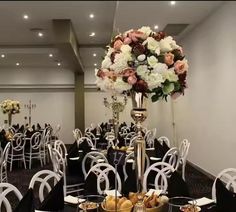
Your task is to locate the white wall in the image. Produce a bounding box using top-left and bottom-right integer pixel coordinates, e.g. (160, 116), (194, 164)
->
(0, 68), (75, 143)
(172, 1), (236, 176)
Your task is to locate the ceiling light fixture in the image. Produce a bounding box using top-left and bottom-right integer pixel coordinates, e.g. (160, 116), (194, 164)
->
(16, 62), (20, 66)
(57, 62), (61, 66)
(23, 14), (29, 20)
(154, 25), (159, 30)
(94, 63), (97, 66)
(170, 1), (176, 5)
(89, 32), (95, 37)
(49, 53), (53, 57)
(89, 13), (94, 19)
(93, 53), (97, 57)
(38, 32), (44, 37)
(1, 54), (5, 58)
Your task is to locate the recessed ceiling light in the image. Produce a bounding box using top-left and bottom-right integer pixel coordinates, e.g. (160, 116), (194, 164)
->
(57, 62), (61, 66)
(170, 1), (176, 5)
(89, 32), (95, 37)
(49, 53), (53, 57)
(154, 25), (159, 30)
(89, 13), (94, 19)
(1, 54), (5, 58)
(94, 63), (97, 66)
(16, 62), (20, 66)
(23, 14), (29, 20)
(38, 32), (44, 37)
(93, 53), (97, 57)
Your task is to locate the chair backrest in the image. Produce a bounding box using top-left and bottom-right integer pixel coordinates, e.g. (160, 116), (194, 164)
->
(77, 137), (94, 149)
(157, 136), (171, 147)
(128, 135), (138, 148)
(123, 152), (150, 180)
(10, 133), (25, 152)
(179, 139), (190, 161)
(53, 124), (61, 138)
(85, 132), (97, 149)
(124, 132), (137, 146)
(29, 169), (60, 202)
(0, 182), (23, 212)
(162, 147), (180, 171)
(104, 131), (115, 148)
(54, 140), (67, 164)
(8, 127), (16, 135)
(143, 161), (175, 192)
(144, 128), (157, 141)
(29, 132), (42, 150)
(212, 168), (236, 201)
(86, 163), (122, 195)
(0, 143), (11, 182)
(82, 151), (108, 178)
(73, 128), (83, 141)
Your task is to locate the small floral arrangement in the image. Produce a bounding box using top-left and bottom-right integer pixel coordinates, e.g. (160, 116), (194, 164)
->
(95, 26), (188, 102)
(0, 99), (20, 114)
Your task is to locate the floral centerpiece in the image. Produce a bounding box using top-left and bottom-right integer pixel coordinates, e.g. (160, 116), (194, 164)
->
(95, 26), (188, 101)
(0, 99), (20, 126)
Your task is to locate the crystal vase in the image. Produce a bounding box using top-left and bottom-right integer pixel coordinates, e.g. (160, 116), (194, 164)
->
(130, 91), (147, 194)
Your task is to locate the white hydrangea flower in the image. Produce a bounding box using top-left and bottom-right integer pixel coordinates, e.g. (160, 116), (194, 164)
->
(138, 26), (152, 36)
(147, 56), (158, 68)
(136, 65), (149, 78)
(120, 44), (132, 53)
(110, 52), (130, 73)
(101, 56), (112, 69)
(161, 68), (178, 82)
(113, 77), (132, 93)
(96, 77), (114, 91)
(106, 47), (115, 57)
(153, 63), (168, 73)
(137, 54), (146, 61)
(165, 36), (180, 50)
(144, 73), (164, 90)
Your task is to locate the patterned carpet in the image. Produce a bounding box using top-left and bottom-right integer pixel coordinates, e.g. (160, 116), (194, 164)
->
(7, 160), (214, 199)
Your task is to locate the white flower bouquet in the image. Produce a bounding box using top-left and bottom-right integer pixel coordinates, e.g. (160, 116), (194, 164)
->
(0, 99), (20, 114)
(95, 26), (189, 102)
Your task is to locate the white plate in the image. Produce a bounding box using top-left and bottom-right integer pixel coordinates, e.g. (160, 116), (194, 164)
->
(104, 189), (122, 197)
(180, 205), (201, 211)
(188, 197), (215, 206)
(64, 195), (85, 204)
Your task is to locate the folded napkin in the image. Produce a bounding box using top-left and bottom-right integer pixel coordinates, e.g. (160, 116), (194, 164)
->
(145, 189), (163, 196)
(122, 169), (137, 196)
(162, 140), (170, 154)
(154, 139), (165, 159)
(64, 195), (85, 204)
(14, 188), (35, 212)
(38, 178), (64, 211)
(188, 197), (215, 206)
(215, 178), (236, 212)
(167, 171), (190, 198)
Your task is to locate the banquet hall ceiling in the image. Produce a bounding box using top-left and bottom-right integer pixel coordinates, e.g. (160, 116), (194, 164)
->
(0, 1), (223, 71)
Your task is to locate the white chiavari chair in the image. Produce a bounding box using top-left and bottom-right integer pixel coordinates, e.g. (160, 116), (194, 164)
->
(0, 143), (10, 183)
(179, 139), (190, 180)
(162, 147), (180, 173)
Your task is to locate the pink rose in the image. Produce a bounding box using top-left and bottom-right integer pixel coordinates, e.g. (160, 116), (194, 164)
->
(97, 69), (106, 79)
(128, 30), (147, 42)
(113, 39), (123, 50)
(164, 52), (174, 66)
(127, 75), (137, 85)
(174, 60), (189, 75)
(123, 37), (132, 44)
(122, 68), (135, 77)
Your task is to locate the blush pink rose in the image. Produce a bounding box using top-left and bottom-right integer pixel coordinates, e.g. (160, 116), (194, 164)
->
(97, 69), (106, 79)
(127, 75), (137, 85)
(164, 52), (174, 66)
(123, 37), (132, 44)
(128, 31), (147, 42)
(113, 39), (123, 50)
(174, 60), (189, 75)
(122, 68), (135, 77)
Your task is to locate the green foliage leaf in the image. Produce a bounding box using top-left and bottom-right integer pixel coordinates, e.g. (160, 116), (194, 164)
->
(163, 83), (175, 95)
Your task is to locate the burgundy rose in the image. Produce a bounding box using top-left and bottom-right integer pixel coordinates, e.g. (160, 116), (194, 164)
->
(153, 31), (166, 41)
(132, 43), (146, 57)
(97, 69), (106, 79)
(122, 68), (136, 77)
(133, 79), (148, 92)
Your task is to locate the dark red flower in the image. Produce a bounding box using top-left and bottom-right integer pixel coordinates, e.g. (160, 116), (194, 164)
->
(132, 43), (146, 57)
(133, 79), (148, 92)
(153, 31), (166, 41)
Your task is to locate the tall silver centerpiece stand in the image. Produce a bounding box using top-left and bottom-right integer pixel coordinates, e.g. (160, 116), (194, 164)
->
(24, 100), (36, 128)
(130, 91), (148, 212)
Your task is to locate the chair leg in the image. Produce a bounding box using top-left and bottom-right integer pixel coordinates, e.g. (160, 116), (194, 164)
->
(182, 163), (186, 181)
(23, 156), (27, 169)
(10, 155), (13, 172)
(29, 155), (32, 169)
